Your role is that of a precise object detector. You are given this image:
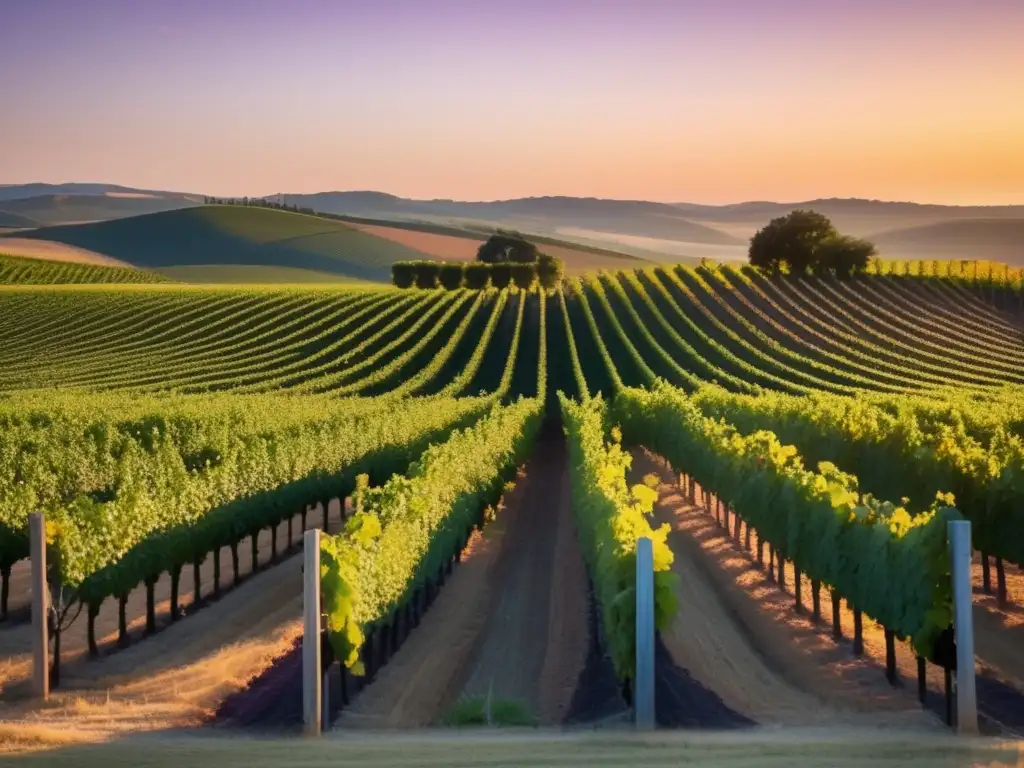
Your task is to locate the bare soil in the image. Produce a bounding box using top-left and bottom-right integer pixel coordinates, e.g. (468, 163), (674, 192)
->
(0, 500), (345, 698)
(347, 222), (650, 275)
(630, 450), (942, 732)
(972, 559), (1024, 691)
(347, 223), (481, 261)
(337, 429), (594, 728)
(0, 239), (131, 267)
(0, 535), (313, 750)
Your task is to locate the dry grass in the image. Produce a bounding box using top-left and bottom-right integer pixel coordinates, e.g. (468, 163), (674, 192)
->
(0, 238), (130, 266)
(0, 508), (329, 752)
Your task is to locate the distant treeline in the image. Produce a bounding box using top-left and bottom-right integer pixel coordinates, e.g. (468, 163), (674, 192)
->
(392, 258), (564, 290)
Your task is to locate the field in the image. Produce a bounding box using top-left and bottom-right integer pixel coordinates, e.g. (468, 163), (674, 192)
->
(0, 206), (656, 284)
(1, 259), (1024, 763)
(0, 254), (171, 285)
(347, 220), (652, 272)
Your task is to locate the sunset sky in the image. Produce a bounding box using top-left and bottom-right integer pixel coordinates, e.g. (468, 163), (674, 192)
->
(2, 0), (1022, 205)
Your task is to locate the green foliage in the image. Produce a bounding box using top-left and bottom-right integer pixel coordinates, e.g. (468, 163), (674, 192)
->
(391, 261), (416, 288)
(749, 210), (836, 276)
(814, 235), (877, 279)
(464, 262), (491, 290)
(442, 695), (536, 727)
(438, 262), (465, 290)
(414, 261), (441, 289)
(490, 263), (513, 289)
(536, 253), (565, 289)
(319, 398), (543, 672)
(613, 384), (962, 656)
(559, 393), (678, 682)
(748, 210), (876, 279)
(509, 262), (535, 291)
(0, 391), (490, 601)
(689, 383), (1024, 569)
(476, 232), (539, 264)
(0, 254), (172, 285)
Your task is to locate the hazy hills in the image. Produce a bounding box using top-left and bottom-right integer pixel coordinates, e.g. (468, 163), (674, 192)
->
(278, 192), (1024, 265)
(2, 182), (1023, 268)
(869, 219), (1024, 263)
(286, 191), (744, 246)
(0, 183), (202, 228)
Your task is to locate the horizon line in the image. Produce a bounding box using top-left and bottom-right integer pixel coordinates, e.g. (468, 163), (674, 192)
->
(3, 180), (1024, 209)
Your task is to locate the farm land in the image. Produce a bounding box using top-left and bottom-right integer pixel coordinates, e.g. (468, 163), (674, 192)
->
(0, 239), (1023, 767)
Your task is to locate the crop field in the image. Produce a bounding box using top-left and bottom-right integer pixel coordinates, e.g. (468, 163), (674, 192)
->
(2, 262), (1024, 758)
(0, 253), (171, 285)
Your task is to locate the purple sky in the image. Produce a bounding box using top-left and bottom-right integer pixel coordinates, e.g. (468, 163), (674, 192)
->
(1, 0), (1022, 204)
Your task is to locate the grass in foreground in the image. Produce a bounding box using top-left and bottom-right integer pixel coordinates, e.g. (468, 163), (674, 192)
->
(2, 729), (1021, 767)
(442, 695), (537, 727)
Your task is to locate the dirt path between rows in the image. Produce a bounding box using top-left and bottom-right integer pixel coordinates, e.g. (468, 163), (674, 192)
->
(337, 428), (593, 728)
(630, 450), (941, 732)
(1, 500), (345, 698)
(0, 541), (309, 749)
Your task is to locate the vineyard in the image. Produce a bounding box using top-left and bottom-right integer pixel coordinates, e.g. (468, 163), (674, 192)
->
(0, 253), (172, 285)
(2, 263), (1024, 747)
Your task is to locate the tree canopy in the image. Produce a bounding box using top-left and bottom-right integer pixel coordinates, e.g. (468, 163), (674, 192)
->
(476, 231), (539, 264)
(748, 210), (876, 278)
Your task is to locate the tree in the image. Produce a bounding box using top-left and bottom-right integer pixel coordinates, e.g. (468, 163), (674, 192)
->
(414, 261), (440, 289)
(391, 261), (415, 289)
(438, 262), (465, 290)
(490, 263), (513, 289)
(536, 253), (564, 289)
(476, 232), (539, 264)
(464, 263), (491, 289)
(815, 236), (876, 279)
(509, 263), (536, 291)
(748, 210), (837, 276)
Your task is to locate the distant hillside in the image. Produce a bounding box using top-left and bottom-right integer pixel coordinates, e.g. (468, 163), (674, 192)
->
(0, 193), (200, 225)
(869, 218), (1024, 266)
(0, 210), (39, 228)
(8, 183), (1023, 265)
(12, 205), (439, 283)
(319, 212), (666, 265)
(282, 192), (743, 246)
(674, 198), (1024, 241)
(0, 182), (202, 202)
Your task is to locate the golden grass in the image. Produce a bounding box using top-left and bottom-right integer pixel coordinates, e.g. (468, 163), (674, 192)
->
(0, 545), (307, 752)
(0, 239), (130, 267)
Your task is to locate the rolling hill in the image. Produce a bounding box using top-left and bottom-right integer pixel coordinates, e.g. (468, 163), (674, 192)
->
(0, 252), (172, 284)
(282, 191), (745, 246)
(0, 192), (201, 225)
(0, 182), (202, 202)
(869, 219), (1024, 266)
(672, 198), (1024, 246)
(6, 205), (661, 283)
(7, 206), (433, 283)
(5, 182), (1023, 267)
(0, 209), (40, 228)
